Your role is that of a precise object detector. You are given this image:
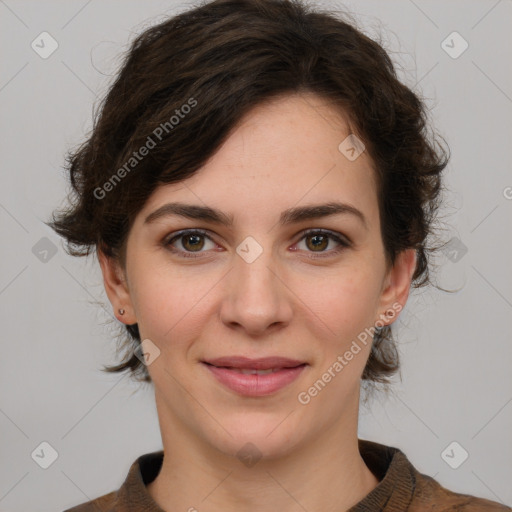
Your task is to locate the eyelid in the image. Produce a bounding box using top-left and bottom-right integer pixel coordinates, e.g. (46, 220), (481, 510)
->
(300, 228), (352, 245)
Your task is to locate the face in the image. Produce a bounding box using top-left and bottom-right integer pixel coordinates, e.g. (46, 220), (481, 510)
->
(100, 93), (415, 461)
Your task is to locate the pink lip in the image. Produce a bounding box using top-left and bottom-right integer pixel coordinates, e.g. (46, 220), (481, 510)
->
(202, 362), (307, 397)
(203, 356), (306, 370)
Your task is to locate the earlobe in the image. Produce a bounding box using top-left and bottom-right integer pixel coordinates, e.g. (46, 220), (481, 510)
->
(97, 248), (135, 324)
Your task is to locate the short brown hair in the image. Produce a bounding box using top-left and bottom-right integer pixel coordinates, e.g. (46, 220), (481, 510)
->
(48, 0), (450, 389)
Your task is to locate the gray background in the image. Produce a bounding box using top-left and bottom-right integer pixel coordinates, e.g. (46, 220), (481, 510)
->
(1, 0), (511, 510)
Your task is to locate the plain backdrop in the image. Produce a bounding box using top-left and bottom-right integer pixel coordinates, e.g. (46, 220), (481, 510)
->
(1, 0), (511, 510)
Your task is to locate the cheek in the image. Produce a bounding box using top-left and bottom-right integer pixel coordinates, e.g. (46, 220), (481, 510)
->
(311, 277), (379, 395)
(129, 264), (216, 341)
(322, 267), (380, 325)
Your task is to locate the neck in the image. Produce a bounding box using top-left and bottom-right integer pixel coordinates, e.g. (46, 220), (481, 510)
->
(147, 393), (380, 512)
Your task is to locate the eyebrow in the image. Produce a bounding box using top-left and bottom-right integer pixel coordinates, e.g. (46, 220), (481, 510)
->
(144, 201), (368, 230)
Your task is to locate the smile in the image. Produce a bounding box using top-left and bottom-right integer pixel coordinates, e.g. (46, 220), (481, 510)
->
(202, 362), (308, 396)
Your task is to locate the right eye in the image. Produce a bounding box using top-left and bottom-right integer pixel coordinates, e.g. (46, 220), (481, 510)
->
(164, 229), (219, 259)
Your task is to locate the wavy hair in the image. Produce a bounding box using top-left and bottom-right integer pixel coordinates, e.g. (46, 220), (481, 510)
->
(48, 0), (450, 389)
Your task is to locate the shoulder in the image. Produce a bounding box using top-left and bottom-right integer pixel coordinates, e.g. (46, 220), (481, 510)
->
(61, 449), (164, 511)
(62, 490), (118, 511)
(411, 471), (512, 511)
(356, 439), (511, 511)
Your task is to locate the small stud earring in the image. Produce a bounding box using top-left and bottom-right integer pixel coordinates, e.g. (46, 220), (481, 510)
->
(118, 308), (125, 315)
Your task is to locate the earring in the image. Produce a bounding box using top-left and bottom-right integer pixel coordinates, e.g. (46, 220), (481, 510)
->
(118, 308), (125, 315)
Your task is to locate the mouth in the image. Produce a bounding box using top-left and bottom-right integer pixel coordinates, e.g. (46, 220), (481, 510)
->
(204, 365), (304, 375)
(202, 355), (307, 370)
(201, 357), (308, 396)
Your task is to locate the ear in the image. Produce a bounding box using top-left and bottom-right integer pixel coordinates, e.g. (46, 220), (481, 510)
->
(97, 248), (136, 324)
(376, 248), (417, 325)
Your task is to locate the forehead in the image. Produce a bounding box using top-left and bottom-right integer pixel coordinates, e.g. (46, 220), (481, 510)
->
(137, 93), (379, 229)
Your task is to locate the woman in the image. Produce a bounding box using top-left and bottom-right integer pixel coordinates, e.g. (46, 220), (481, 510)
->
(50, 0), (511, 510)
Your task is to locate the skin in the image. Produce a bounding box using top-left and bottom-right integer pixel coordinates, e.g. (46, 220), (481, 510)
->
(99, 92), (416, 512)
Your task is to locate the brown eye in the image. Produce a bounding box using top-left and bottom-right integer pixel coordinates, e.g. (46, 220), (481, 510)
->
(181, 233), (205, 251)
(296, 229), (351, 258)
(305, 233), (329, 252)
(164, 229), (216, 259)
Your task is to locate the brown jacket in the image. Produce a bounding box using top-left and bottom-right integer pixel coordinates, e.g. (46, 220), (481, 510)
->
(63, 439), (511, 511)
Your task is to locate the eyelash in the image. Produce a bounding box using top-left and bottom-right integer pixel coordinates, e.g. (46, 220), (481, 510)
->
(163, 228), (351, 260)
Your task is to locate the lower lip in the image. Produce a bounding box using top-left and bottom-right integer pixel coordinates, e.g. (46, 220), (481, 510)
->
(203, 363), (307, 397)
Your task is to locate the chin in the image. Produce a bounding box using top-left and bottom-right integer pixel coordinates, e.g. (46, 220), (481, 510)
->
(204, 413), (306, 463)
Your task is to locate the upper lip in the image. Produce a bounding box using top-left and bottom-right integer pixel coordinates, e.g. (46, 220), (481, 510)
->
(203, 356), (307, 370)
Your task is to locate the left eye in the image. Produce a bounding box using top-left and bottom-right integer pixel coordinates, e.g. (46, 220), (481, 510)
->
(164, 229), (350, 259)
(295, 229), (350, 257)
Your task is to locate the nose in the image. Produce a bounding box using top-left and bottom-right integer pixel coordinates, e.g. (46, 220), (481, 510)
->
(219, 246), (293, 337)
